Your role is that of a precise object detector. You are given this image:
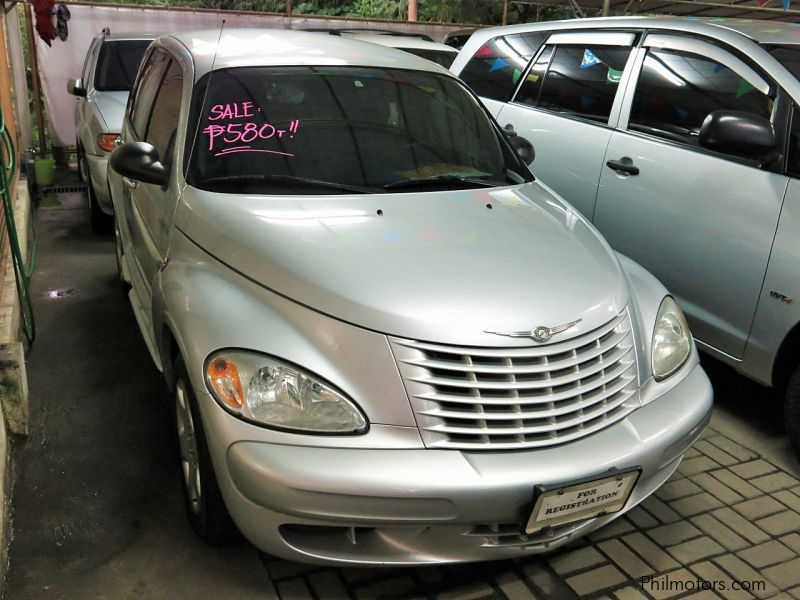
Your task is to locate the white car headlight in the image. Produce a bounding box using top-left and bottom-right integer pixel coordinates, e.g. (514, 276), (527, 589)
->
(651, 296), (692, 381)
(204, 350), (368, 434)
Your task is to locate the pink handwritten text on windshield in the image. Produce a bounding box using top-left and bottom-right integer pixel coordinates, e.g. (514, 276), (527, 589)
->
(203, 102), (300, 157)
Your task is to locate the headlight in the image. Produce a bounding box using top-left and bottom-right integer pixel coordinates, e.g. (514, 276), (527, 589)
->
(651, 296), (692, 381)
(204, 350), (368, 434)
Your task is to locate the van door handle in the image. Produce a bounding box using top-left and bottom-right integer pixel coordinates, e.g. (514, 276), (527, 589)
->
(122, 177), (138, 189)
(606, 158), (639, 176)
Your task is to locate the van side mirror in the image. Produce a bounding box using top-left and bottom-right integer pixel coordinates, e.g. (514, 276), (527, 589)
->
(503, 123), (535, 166)
(699, 110), (775, 161)
(67, 78), (86, 97)
(110, 142), (169, 186)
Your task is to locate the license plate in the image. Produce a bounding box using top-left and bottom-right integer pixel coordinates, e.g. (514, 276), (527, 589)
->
(525, 470), (640, 534)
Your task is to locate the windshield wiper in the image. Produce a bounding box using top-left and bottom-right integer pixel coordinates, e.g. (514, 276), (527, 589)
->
(383, 174), (503, 191)
(200, 174), (379, 194)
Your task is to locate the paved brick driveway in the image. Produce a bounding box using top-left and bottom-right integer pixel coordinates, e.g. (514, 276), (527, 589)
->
(261, 427), (800, 600)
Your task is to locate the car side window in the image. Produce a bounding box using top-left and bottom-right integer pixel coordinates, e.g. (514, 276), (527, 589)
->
(628, 47), (773, 147)
(516, 44), (632, 124)
(144, 59), (182, 168)
(458, 32), (547, 102)
(130, 48), (169, 138)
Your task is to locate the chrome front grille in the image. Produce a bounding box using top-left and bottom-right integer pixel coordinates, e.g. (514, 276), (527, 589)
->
(391, 310), (639, 450)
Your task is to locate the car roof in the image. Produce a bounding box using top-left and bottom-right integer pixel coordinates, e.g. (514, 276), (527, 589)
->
(102, 33), (159, 42)
(469, 16), (800, 47)
(338, 32), (458, 53)
(165, 28), (453, 78)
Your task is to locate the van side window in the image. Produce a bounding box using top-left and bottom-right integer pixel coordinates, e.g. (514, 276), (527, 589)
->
(145, 59), (182, 167)
(458, 32), (547, 102)
(629, 48), (772, 146)
(513, 46), (554, 107)
(524, 45), (631, 123)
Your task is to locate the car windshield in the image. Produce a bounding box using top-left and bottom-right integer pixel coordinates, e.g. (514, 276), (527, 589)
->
(400, 48), (457, 68)
(768, 45), (800, 80)
(94, 40), (152, 92)
(185, 66), (529, 194)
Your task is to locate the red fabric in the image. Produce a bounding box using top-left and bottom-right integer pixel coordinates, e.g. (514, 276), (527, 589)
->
(33, 0), (56, 46)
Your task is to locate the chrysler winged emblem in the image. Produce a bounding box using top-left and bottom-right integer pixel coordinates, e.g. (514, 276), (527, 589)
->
(485, 319), (582, 343)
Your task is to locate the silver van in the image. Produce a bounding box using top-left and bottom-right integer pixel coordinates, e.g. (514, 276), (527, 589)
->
(108, 29), (711, 564)
(451, 17), (800, 457)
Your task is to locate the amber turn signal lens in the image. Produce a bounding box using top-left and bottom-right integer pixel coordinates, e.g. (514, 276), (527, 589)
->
(96, 133), (119, 153)
(206, 357), (244, 409)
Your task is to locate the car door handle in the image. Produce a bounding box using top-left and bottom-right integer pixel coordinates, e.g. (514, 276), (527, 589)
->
(122, 177), (138, 189)
(606, 158), (640, 176)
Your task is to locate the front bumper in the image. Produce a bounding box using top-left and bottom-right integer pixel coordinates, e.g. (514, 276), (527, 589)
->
(86, 152), (113, 215)
(209, 364), (712, 565)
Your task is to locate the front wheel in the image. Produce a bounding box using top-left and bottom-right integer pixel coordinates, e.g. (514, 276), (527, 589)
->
(786, 366), (800, 461)
(173, 357), (237, 545)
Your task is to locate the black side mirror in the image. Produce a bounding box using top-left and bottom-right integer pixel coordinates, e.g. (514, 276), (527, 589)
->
(67, 77), (86, 97)
(110, 142), (169, 186)
(699, 110), (775, 160)
(503, 123), (535, 166)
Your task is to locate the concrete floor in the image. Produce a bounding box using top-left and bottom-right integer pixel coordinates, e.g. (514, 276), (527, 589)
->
(5, 186), (800, 599)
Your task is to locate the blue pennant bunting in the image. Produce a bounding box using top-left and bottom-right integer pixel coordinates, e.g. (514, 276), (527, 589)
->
(580, 49), (602, 69)
(784, 0), (791, 12)
(489, 58), (509, 72)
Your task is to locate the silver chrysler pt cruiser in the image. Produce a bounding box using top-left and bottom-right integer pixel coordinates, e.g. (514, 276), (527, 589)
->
(109, 29), (712, 565)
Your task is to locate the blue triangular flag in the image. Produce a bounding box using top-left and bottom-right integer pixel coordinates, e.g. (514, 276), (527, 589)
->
(784, 0), (790, 12)
(580, 49), (602, 69)
(489, 58), (509, 72)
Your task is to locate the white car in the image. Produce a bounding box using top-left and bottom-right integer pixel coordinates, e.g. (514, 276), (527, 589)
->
(68, 30), (155, 231)
(328, 29), (459, 68)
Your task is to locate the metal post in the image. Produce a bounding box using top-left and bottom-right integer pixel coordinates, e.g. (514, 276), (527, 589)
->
(602, 0), (611, 16)
(23, 2), (46, 157)
(408, 0), (417, 21)
(503, 0), (509, 24)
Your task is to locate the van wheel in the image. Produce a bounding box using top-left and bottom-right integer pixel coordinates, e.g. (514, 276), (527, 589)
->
(77, 142), (88, 183)
(113, 217), (129, 292)
(786, 366), (800, 461)
(173, 357), (236, 545)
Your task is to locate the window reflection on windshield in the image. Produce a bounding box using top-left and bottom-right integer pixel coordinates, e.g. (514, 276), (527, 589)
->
(186, 66), (525, 194)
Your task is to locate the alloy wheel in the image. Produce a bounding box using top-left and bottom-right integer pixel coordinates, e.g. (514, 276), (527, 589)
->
(176, 380), (202, 515)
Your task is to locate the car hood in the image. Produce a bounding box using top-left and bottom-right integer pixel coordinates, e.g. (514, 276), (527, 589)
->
(175, 183), (629, 346)
(90, 91), (129, 132)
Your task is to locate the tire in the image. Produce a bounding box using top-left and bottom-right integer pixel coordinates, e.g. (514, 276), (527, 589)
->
(113, 217), (130, 292)
(77, 142), (88, 184)
(785, 366), (800, 461)
(88, 180), (113, 233)
(172, 356), (236, 545)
